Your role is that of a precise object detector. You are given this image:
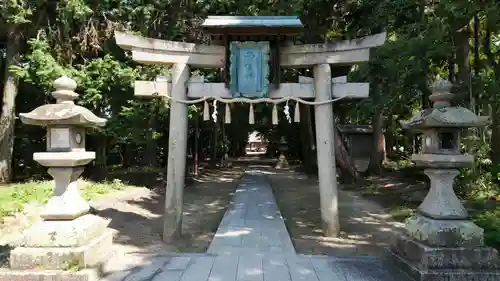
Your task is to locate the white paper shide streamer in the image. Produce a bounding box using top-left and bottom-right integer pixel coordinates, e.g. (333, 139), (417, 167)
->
(284, 100), (291, 123)
(211, 99), (218, 123)
(162, 94), (345, 125)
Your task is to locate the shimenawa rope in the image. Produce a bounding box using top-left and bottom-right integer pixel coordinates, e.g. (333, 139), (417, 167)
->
(153, 93), (346, 124)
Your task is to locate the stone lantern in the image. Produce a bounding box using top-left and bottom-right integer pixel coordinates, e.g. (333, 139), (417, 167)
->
(21, 76), (106, 220)
(385, 78), (500, 280)
(0, 76), (113, 281)
(275, 137), (289, 169)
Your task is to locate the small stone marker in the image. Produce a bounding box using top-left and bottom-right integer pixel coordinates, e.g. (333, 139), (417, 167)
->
(0, 76), (113, 281)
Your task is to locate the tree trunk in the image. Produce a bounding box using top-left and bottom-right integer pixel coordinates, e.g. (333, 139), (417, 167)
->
(142, 112), (158, 167)
(0, 29), (20, 184)
(473, 15), (480, 77)
(454, 27), (471, 106)
(92, 136), (107, 181)
(299, 104), (316, 173)
(491, 105), (500, 164)
(220, 113), (226, 166)
(483, 24), (500, 162)
(193, 114), (199, 176)
(299, 104), (308, 166)
(368, 79), (385, 174)
(368, 112), (385, 174)
(448, 57), (456, 82)
(419, 80), (432, 109)
(211, 121), (218, 166)
(385, 114), (395, 157)
(122, 143), (133, 168)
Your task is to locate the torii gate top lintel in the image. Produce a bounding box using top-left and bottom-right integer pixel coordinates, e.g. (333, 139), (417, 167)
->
(114, 25), (386, 99)
(114, 30), (386, 69)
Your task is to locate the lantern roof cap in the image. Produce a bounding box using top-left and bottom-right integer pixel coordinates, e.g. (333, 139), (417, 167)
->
(19, 76), (107, 128)
(401, 78), (489, 130)
(400, 107), (488, 130)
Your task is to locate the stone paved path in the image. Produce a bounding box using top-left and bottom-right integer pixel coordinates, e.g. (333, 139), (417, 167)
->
(207, 174), (295, 256)
(102, 172), (407, 281)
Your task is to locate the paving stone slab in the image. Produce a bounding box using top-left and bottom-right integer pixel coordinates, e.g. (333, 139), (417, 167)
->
(0, 268), (99, 281)
(208, 174), (295, 256)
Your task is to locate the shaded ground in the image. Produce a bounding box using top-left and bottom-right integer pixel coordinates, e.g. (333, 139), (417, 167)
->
(345, 171), (500, 250)
(0, 165), (245, 268)
(91, 165), (245, 257)
(269, 167), (404, 257)
(1, 159), (413, 271)
(343, 173), (427, 221)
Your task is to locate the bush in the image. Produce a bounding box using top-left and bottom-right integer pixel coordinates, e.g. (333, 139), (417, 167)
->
(473, 209), (500, 249)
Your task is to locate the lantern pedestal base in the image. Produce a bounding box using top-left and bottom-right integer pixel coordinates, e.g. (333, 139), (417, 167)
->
(9, 228), (114, 270)
(19, 214), (110, 248)
(0, 215), (115, 281)
(404, 215), (484, 248)
(384, 234), (500, 281)
(385, 215), (500, 281)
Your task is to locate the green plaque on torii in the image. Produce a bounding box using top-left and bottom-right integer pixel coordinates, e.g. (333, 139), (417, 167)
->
(229, 41), (270, 97)
(201, 16), (304, 98)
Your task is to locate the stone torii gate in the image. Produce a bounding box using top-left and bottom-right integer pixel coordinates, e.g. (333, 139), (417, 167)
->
(115, 16), (386, 242)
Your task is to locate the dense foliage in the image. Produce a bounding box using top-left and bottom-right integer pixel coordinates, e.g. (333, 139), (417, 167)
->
(1, 0), (500, 204)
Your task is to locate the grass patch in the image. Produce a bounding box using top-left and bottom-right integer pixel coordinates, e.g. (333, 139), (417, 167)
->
(473, 207), (500, 249)
(0, 179), (135, 218)
(81, 179), (132, 200)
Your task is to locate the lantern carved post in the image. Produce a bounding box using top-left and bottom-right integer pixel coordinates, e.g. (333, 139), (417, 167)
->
(0, 76), (113, 281)
(385, 78), (500, 281)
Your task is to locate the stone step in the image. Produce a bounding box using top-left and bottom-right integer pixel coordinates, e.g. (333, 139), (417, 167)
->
(9, 229), (114, 270)
(0, 268), (99, 281)
(389, 234), (500, 270)
(384, 248), (500, 281)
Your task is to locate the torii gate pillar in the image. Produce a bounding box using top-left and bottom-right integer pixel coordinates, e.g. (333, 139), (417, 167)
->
(314, 63), (339, 236)
(164, 63), (190, 241)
